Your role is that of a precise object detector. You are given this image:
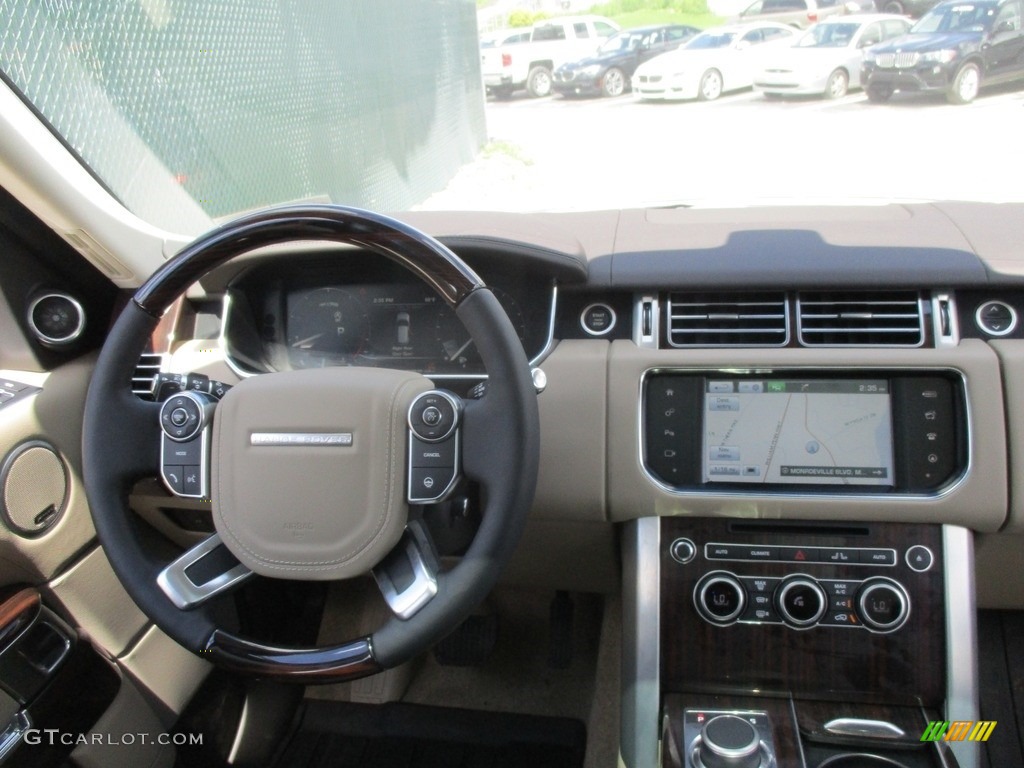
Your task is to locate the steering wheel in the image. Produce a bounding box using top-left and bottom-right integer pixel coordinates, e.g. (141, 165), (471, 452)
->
(82, 206), (540, 682)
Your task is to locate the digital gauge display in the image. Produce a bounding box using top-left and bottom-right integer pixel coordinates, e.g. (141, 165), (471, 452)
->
(284, 284), (527, 373)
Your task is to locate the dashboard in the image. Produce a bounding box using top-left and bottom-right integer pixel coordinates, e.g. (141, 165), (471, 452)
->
(5, 191), (1024, 768)
(169, 204), (1024, 547)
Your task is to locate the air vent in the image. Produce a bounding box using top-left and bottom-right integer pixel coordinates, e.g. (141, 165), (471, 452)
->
(666, 292), (789, 347)
(131, 353), (165, 399)
(797, 292), (925, 347)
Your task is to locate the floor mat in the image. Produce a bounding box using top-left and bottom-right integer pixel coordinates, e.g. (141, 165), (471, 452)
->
(276, 700), (587, 768)
(977, 610), (1024, 768)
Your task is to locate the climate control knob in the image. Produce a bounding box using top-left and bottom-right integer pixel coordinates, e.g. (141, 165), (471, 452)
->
(775, 576), (827, 628)
(856, 577), (910, 632)
(694, 572), (745, 625)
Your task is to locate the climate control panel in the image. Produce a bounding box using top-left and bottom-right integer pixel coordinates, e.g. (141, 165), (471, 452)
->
(661, 518), (946, 706)
(693, 570), (910, 633)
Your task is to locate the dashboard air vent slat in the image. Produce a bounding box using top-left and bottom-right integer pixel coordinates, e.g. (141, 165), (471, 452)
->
(798, 292), (925, 347)
(132, 353), (165, 399)
(667, 292), (789, 347)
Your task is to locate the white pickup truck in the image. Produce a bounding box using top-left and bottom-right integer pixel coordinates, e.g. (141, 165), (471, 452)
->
(481, 15), (621, 98)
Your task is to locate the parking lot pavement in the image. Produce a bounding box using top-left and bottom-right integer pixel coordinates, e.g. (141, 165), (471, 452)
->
(418, 86), (1024, 211)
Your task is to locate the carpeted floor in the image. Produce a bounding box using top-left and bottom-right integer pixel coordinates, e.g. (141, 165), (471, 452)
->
(276, 700), (587, 768)
(305, 583), (619, 768)
(978, 610), (1024, 768)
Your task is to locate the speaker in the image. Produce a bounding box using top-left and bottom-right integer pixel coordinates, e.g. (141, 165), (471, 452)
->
(1, 441), (68, 537)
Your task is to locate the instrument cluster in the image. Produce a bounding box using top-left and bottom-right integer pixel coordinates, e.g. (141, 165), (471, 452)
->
(222, 252), (553, 377)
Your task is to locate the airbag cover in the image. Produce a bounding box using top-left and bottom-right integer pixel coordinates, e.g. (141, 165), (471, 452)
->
(211, 367), (431, 580)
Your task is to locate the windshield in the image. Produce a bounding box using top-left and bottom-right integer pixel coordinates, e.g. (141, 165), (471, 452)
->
(796, 23), (861, 47)
(1, 1), (1022, 230)
(598, 31), (645, 54)
(684, 31), (738, 49)
(912, 3), (996, 33)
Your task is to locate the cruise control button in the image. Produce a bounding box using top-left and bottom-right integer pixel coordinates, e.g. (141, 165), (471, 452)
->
(410, 466), (456, 500)
(410, 394), (458, 441)
(410, 437), (456, 468)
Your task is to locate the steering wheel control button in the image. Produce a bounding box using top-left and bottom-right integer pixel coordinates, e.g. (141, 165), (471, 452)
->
(410, 437), (456, 468)
(159, 392), (214, 498)
(408, 391), (460, 442)
(407, 391), (463, 503)
(182, 468), (202, 496)
(857, 578), (910, 632)
(695, 573), (745, 625)
(776, 577), (827, 628)
(699, 714), (762, 768)
(669, 537), (696, 565)
(906, 545), (935, 572)
(159, 392), (211, 441)
(164, 466), (185, 495)
(410, 467), (456, 500)
(163, 435), (201, 466)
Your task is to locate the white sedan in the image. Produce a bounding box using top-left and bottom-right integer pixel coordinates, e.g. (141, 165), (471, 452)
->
(754, 15), (913, 99)
(632, 22), (797, 101)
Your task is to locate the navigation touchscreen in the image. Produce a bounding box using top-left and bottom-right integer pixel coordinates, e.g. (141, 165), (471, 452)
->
(702, 379), (895, 486)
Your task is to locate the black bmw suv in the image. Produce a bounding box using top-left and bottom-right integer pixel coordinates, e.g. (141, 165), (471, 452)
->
(862, 0), (1024, 103)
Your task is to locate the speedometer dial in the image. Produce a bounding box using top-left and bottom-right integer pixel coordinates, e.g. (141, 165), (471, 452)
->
(287, 288), (370, 367)
(434, 287), (527, 371)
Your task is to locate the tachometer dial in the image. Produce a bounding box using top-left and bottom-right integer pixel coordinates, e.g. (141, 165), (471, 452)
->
(434, 288), (526, 370)
(287, 288), (369, 367)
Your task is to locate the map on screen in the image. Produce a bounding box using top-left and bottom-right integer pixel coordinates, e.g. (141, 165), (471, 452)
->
(702, 380), (895, 486)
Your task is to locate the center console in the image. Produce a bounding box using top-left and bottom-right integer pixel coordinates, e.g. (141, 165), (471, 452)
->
(621, 368), (978, 768)
(660, 518), (952, 768)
